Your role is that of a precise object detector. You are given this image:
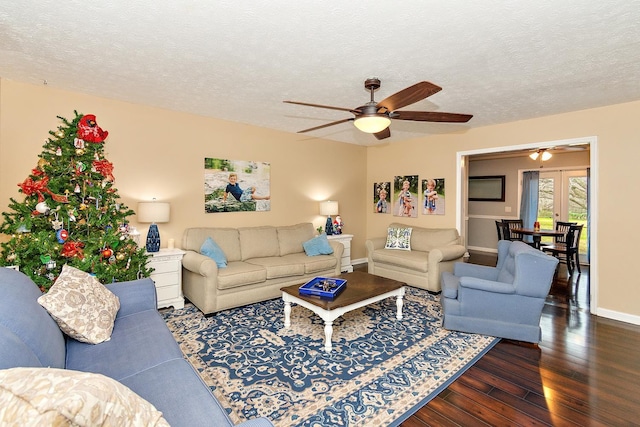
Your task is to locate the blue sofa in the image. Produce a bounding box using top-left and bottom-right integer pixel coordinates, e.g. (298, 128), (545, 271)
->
(441, 240), (559, 343)
(0, 267), (273, 427)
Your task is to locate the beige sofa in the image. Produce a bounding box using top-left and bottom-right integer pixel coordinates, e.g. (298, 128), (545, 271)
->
(365, 223), (466, 292)
(181, 223), (343, 315)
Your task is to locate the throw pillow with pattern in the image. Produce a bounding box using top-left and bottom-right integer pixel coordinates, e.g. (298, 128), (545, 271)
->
(384, 227), (412, 250)
(38, 265), (120, 344)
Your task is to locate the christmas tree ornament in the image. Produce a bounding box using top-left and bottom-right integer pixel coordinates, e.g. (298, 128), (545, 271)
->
(7, 253), (16, 262)
(56, 228), (68, 243)
(51, 214), (63, 230)
(74, 138), (85, 149)
(101, 248), (113, 258)
(38, 158), (48, 169)
(76, 148), (85, 155)
(35, 201), (50, 214)
(108, 255), (116, 264)
(116, 252), (125, 261)
(74, 183), (81, 193)
(56, 147), (62, 156)
(75, 161), (86, 173)
(55, 130), (65, 138)
(77, 114), (108, 143)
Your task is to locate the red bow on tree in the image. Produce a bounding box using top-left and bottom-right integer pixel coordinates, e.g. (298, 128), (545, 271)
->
(18, 175), (68, 203)
(92, 159), (115, 181)
(61, 241), (85, 259)
(77, 114), (108, 143)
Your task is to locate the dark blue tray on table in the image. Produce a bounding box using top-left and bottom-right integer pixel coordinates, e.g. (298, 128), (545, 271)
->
(299, 277), (347, 299)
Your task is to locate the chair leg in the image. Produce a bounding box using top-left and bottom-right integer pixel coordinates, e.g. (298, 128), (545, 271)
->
(575, 253), (581, 273)
(566, 252), (574, 276)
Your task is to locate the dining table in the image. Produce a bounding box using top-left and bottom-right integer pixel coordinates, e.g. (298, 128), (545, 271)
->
(511, 228), (565, 249)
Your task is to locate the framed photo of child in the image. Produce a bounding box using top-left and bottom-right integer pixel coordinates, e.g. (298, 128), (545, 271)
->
(204, 158), (271, 213)
(422, 178), (445, 215)
(373, 182), (391, 214)
(393, 175), (418, 218)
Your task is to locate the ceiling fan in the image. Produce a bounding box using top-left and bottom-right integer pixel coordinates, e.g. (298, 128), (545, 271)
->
(529, 144), (589, 161)
(284, 78), (473, 140)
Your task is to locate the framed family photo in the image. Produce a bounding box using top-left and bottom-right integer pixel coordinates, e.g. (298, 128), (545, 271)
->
(422, 178), (445, 215)
(393, 175), (418, 218)
(204, 158), (271, 213)
(373, 181), (391, 214)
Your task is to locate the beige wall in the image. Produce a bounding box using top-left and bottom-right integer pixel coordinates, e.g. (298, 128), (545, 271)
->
(0, 79), (368, 260)
(367, 100), (640, 322)
(3, 78), (640, 322)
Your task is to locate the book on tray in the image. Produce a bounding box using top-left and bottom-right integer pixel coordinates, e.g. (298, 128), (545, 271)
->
(299, 277), (347, 298)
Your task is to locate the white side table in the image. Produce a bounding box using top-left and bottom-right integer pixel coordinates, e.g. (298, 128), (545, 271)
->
(327, 234), (354, 273)
(146, 248), (186, 309)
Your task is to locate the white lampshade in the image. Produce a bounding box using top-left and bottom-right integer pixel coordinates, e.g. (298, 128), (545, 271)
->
(137, 201), (170, 224)
(541, 151), (553, 161)
(319, 200), (339, 216)
(353, 115), (391, 134)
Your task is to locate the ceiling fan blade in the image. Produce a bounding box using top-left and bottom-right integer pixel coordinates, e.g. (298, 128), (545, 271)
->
(393, 111), (473, 123)
(284, 100), (360, 114)
(374, 127), (391, 140)
(377, 81), (442, 112)
(297, 118), (353, 133)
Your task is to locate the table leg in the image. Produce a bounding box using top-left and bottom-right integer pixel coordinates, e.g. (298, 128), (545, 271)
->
(283, 301), (291, 328)
(396, 294), (404, 320)
(324, 320), (333, 352)
(532, 235), (541, 249)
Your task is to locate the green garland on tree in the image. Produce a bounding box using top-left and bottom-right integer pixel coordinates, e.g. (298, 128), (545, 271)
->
(0, 111), (151, 291)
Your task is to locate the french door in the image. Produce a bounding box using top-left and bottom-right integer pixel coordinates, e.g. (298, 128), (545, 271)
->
(537, 169), (588, 263)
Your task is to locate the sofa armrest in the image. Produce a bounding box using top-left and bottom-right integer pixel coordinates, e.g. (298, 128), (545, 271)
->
(453, 262), (499, 281)
(365, 237), (386, 254)
(182, 250), (219, 277)
(459, 277), (515, 294)
(105, 278), (157, 317)
(429, 244), (467, 264)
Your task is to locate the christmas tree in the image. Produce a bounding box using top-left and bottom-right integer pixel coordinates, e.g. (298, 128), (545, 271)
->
(0, 111), (151, 291)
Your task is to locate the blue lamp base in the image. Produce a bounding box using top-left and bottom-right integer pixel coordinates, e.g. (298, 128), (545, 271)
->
(325, 216), (334, 235)
(146, 223), (161, 252)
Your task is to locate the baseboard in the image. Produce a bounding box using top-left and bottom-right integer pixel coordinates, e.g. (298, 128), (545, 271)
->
(596, 308), (640, 326)
(351, 258), (367, 266)
(467, 246), (498, 254)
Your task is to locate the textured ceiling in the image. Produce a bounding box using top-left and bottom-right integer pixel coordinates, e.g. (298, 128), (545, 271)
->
(2, 1), (640, 146)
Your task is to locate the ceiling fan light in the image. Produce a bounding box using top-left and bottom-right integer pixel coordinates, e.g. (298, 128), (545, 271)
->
(353, 115), (391, 133)
(541, 151), (552, 161)
(529, 151), (540, 160)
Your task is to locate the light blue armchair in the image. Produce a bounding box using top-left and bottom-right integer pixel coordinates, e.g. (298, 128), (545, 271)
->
(441, 240), (559, 343)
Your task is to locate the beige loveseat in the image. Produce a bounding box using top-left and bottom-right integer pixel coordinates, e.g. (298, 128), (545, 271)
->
(365, 223), (466, 292)
(181, 223), (343, 315)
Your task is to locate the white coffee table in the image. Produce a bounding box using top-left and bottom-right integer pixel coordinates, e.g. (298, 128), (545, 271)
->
(281, 271), (405, 353)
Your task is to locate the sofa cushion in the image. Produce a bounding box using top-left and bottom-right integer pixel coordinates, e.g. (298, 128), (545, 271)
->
(282, 253), (338, 274)
(371, 248), (429, 272)
(277, 223), (315, 255)
(37, 265), (120, 345)
(303, 234), (334, 256)
(385, 226), (412, 250)
(216, 261), (267, 290)
(200, 237), (227, 268)
(0, 367), (169, 426)
(0, 268), (66, 369)
(408, 226), (459, 252)
(183, 228), (241, 262)
(239, 226), (280, 260)
(245, 257), (305, 279)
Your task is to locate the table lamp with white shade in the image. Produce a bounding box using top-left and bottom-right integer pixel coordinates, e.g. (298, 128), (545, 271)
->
(319, 200), (339, 236)
(137, 200), (170, 252)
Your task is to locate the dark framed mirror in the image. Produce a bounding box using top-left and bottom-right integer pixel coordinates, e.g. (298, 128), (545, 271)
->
(468, 175), (505, 201)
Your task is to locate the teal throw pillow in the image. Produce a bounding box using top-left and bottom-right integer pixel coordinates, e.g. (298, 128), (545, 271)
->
(200, 237), (227, 268)
(384, 227), (412, 250)
(303, 233), (334, 256)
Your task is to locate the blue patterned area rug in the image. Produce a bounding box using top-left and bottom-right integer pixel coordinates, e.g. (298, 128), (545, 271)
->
(162, 287), (498, 426)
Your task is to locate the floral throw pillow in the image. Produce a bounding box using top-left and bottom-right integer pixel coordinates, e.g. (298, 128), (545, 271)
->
(38, 264), (120, 344)
(384, 227), (413, 250)
(0, 367), (169, 426)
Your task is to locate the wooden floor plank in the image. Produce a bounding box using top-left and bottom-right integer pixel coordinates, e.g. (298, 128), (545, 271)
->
(399, 254), (640, 427)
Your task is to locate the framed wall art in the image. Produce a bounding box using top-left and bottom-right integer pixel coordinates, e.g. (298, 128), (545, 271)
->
(373, 181), (391, 214)
(204, 158), (271, 212)
(422, 178), (445, 215)
(468, 175), (505, 202)
(393, 175), (418, 218)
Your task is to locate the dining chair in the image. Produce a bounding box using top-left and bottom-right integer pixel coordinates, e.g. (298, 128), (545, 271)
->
(539, 221), (576, 249)
(495, 220), (507, 241)
(542, 224), (583, 275)
(501, 219), (525, 241)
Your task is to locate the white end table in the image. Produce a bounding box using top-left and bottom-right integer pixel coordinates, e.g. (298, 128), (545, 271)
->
(146, 248), (186, 309)
(327, 234), (354, 272)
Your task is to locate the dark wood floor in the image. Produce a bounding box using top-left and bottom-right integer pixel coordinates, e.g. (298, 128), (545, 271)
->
(396, 252), (640, 426)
